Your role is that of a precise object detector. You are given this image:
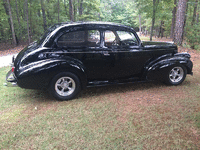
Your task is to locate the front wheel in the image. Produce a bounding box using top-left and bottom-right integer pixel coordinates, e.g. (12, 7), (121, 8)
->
(164, 64), (187, 85)
(49, 72), (81, 100)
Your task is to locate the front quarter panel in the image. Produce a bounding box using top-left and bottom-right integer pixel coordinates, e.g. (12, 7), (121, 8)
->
(145, 52), (193, 81)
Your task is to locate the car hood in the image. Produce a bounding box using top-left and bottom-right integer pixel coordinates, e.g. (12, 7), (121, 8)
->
(142, 41), (177, 49)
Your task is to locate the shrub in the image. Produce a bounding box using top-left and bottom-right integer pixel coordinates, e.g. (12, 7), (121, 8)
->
(185, 23), (200, 50)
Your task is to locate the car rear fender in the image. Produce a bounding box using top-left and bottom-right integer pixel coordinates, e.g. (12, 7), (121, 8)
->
(17, 58), (87, 89)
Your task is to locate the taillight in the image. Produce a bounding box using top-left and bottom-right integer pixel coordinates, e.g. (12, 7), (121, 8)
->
(12, 67), (15, 72)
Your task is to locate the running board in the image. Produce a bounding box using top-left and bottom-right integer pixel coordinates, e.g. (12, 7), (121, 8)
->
(87, 77), (145, 87)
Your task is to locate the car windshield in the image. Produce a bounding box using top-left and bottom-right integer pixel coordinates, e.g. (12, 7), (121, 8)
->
(116, 31), (136, 41)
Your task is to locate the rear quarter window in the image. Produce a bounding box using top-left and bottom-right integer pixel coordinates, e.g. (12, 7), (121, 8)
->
(57, 31), (85, 47)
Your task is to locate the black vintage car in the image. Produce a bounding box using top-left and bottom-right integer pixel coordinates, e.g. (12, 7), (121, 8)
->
(6, 22), (193, 100)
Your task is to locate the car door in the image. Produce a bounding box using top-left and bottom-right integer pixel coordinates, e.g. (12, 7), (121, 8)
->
(104, 30), (152, 79)
(56, 29), (115, 80)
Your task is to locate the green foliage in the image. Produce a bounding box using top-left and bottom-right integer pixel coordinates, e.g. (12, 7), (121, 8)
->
(99, 0), (137, 28)
(0, 0), (101, 43)
(80, 0), (100, 21)
(0, 0), (200, 49)
(185, 23), (200, 50)
(134, 0), (175, 36)
(184, 0), (200, 50)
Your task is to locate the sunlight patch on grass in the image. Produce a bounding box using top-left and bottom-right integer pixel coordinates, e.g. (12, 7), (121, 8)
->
(0, 105), (24, 122)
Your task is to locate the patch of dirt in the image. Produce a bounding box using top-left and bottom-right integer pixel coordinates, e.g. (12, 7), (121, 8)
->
(0, 44), (26, 56)
(81, 79), (190, 123)
(20, 91), (59, 121)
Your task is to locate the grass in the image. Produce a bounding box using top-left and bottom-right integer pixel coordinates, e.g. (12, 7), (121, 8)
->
(0, 65), (200, 149)
(195, 113), (200, 128)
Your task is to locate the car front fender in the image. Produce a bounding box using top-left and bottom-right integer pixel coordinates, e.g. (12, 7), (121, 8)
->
(143, 52), (193, 80)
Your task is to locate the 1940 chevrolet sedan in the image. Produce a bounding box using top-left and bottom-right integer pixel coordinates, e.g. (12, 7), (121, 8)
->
(6, 22), (193, 100)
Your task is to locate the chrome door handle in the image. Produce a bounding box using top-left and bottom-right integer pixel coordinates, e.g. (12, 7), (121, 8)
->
(104, 53), (110, 56)
(103, 51), (110, 56)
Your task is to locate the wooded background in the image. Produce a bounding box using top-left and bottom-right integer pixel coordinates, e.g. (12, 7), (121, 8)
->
(1, 0), (200, 49)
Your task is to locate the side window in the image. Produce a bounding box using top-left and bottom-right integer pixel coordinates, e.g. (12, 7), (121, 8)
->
(104, 30), (118, 48)
(116, 31), (138, 46)
(57, 31), (85, 47)
(87, 30), (100, 47)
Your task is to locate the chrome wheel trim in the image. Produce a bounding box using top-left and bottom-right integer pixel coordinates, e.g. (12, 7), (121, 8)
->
(55, 77), (76, 96)
(169, 67), (184, 83)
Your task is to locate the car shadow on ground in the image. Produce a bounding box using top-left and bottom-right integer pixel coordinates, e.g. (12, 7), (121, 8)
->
(27, 79), (191, 102)
(26, 81), (163, 102)
(79, 81), (165, 99)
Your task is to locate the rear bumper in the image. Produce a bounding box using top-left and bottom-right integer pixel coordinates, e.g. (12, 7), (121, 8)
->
(5, 69), (18, 87)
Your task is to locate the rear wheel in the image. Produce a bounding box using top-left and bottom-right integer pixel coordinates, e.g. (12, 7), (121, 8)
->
(49, 72), (81, 100)
(164, 64), (187, 85)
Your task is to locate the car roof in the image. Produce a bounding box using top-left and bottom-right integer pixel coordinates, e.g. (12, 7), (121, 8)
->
(49, 21), (133, 31)
(42, 21), (139, 47)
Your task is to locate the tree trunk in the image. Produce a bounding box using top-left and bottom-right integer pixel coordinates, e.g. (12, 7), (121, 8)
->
(170, 0), (177, 39)
(155, 27), (159, 38)
(2, 0), (12, 41)
(58, 0), (60, 22)
(150, 0), (157, 41)
(38, 9), (41, 17)
(64, 0), (67, 15)
(6, 0), (17, 46)
(23, 2), (26, 21)
(161, 21), (164, 38)
(18, 0), (23, 20)
(174, 0), (188, 45)
(25, 0), (31, 44)
(79, 0), (83, 16)
(139, 14), (142, 36)
(15, 0), (21, 28)
(40, 0), (47, 31)
(69, 0), (74, 21)
(74, 0), (77, 21)
(182, 1), (188, 40)
(46, 0), (52, 25)
(0, 24), (4, 41)
(191, 0), (198, 26)
(29, 1), (32, 36)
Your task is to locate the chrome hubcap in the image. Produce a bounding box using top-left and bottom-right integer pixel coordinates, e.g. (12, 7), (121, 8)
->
(55, 77), (75, 96)
(169, 67), (184, 83)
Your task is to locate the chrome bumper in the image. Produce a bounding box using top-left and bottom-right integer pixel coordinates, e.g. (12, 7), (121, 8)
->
(5, 69), (18, 87)
(5, 56), (18, 87)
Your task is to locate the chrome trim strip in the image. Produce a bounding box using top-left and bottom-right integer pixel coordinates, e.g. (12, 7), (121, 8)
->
(44, 51), (140, 54)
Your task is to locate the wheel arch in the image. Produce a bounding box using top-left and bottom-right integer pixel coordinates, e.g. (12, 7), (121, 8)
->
(47, 63), (88, 90)
(144, 56), (192, 81)
(16, 59), (88, 90)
